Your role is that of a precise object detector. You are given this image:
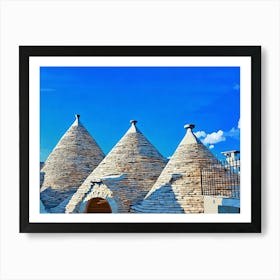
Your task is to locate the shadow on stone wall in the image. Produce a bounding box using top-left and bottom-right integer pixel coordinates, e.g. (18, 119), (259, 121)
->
(40, 187), (77, 212)
(131, 184), (185, 213)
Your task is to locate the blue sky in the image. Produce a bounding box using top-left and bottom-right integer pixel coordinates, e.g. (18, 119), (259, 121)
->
(40, 66), (240, 162)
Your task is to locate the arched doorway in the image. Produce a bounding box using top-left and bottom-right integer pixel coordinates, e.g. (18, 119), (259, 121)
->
(85, 198), (112, 213)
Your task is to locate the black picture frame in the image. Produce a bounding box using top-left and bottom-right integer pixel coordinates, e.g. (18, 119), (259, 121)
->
(19, 46), (261, 233)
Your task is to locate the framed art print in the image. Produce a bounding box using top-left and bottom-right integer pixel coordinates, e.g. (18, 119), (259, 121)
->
(19, 46), (261, 233)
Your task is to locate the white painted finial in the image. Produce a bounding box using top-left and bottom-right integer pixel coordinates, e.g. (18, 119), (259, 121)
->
(127, 120), (138, 133)
(184, 124), (195, 130)
(73, 114), (80, 126)
(183, 123), (198, 144)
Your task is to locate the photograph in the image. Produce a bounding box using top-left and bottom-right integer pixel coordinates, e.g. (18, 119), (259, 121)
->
(20, 46), (261, 232)
(39, 66), (241, 215)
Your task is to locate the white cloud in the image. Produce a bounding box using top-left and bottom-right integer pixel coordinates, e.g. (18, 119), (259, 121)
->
(194, 131), (206, 138)
(194, 118), (240, 149)
(202, 130), (226, 145)
(224, 119), (240, 140)
(225, 127), (240, 139)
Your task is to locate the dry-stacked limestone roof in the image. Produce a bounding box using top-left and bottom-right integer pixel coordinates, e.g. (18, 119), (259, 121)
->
(41, 115), (105, 191)
(66, 120), (167, 213)
(131, 124), (229, 213)
(40, 115), (105, 211)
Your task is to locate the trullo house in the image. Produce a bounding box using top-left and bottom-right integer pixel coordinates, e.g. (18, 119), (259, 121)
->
(66, 120), (167, 213)
(40, 115), (105, 212)
(131, 124), (235, 213)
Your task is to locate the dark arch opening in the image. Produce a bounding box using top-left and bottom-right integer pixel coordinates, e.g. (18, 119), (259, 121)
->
(85, 198), (112, 213)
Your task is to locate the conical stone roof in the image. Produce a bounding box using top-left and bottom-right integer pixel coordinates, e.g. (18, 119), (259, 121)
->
(66, 120), (167, 213)
(131, 124), (227, 213)
(40, 115), (105, 209)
